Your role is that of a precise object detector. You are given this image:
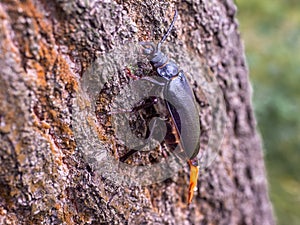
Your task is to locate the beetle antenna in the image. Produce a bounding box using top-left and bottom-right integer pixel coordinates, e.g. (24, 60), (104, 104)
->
(157, 9), (178, 51)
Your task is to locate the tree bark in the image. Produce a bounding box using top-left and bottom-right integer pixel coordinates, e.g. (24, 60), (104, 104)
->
(0, 0), (275, 224)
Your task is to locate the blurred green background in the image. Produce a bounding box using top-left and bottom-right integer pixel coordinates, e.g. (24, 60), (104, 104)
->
(236, 0), (300, 224)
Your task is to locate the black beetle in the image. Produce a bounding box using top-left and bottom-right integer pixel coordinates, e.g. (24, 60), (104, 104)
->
(122, 10), (201, 204)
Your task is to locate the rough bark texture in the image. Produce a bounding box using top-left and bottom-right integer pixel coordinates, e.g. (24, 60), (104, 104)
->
(0, 0), (274, 224)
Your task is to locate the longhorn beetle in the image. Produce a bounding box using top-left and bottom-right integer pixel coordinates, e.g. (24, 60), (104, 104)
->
(122, 10), (201, 204)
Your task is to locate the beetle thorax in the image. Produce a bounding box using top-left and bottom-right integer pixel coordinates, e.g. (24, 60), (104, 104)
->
(157, 61), (179, 79)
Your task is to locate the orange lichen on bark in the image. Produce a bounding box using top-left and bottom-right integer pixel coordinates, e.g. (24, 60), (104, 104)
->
(2, 2), (80, 222)
(5, 0), (78, 91)
(56, 56), (78, 91)
(16, 0), (78, 153)
(63, 204), (76, 225)
(87, 116), (108, 141)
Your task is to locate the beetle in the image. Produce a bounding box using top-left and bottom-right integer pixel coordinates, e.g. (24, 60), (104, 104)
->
(122, 9), (201, 204)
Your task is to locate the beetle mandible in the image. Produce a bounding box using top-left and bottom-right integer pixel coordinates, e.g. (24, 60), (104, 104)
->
(139, 9), (201, 204)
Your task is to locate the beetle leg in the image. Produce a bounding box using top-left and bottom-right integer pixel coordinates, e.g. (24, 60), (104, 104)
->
(119, 116), (163, 162)
(140, 76), (166, 86)
(188, 159), (199, 204)
(119, 149), (139, 162)
(125, 66), (166, 87)
(108, 97), (158, 115)
(131, 96), (158, 113)
(107, 108), (132, 115)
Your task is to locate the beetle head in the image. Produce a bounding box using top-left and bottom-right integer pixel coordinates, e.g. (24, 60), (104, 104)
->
(140, 10), (179, 78)
(140, 41), (168, 68)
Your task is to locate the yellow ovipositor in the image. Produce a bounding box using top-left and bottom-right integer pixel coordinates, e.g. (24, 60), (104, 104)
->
(188, 160), (199, 204)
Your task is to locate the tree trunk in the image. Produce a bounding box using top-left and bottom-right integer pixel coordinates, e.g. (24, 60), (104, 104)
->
(0, 0), (275, 224)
